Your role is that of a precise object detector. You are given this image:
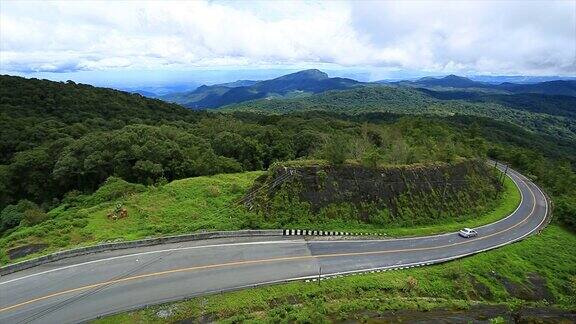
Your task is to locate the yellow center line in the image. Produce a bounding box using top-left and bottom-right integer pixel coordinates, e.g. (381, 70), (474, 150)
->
(0, 177), (541, 314)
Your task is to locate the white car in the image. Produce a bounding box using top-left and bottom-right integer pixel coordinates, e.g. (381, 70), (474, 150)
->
(459, 228), (478, 238)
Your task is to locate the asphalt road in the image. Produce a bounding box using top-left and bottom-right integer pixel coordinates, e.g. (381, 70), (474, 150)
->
(0, 165), (549, 323)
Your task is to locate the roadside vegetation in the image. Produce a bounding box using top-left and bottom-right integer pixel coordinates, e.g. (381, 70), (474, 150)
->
(94, 225), (576, 323)
(0, 172), (259, 264)
(0, 166), (519, 264)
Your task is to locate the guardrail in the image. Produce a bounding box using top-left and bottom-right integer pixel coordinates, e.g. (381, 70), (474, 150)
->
(0, 229), (283, 276)
(1, 229), (391, 276)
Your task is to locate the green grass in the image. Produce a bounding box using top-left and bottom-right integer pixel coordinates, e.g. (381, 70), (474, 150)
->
(0, 172), (264, 264)
(0, 171), (520, 265)
(93, 225), (576, 323)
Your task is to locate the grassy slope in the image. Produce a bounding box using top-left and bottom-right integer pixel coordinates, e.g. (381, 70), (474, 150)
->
(0, 172), (262, 264)
(94, 225), (576, 323)
(1, 172), (519, 264)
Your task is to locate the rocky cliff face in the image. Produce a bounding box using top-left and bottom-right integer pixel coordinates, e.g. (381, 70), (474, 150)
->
(244, 160), (503, 225)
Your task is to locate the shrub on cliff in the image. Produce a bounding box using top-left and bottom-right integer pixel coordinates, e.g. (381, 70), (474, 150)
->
(323, 134), (351, 165)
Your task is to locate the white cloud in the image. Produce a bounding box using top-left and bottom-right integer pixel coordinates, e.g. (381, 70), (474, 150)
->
(0, 0), (574, 75)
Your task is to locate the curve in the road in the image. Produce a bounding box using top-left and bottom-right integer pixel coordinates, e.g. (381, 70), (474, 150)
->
(0, 165), (549, 324)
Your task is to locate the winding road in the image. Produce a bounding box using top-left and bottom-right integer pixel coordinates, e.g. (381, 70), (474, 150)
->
(0, 165), (549, 323)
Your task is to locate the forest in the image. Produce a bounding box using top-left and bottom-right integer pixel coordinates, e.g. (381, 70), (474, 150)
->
(0, 75), (574, 234)
(224, 86), (576, 143)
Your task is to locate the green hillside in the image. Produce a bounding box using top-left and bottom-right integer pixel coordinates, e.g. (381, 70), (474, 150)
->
(224, 86), (576, 142)
(1, 76), (575, 263)
(387, 74), (576, 97)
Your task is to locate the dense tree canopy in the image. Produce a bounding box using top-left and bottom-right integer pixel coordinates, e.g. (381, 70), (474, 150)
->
(224, 86), (576, 142)
(1, 75), (574, 233)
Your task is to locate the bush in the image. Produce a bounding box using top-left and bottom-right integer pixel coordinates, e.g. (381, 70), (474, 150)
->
(555, 195), (576, 230)
(23, 208), (48, 225)
(62, 190), (84, 207)
(0, 204), (22, 231)
(205, 185), (221, 198)
(368, 208), (392, 226)
(323, 134), (351, 165)
(404, 276), (419, 293)
(361, 147), (385, 168)
(243, 212), (264, 229)
(0, 199), (41, 231)
(229, 183), (242, 194)
(156, 176), (169, 186)
(86, 177), (146, 206)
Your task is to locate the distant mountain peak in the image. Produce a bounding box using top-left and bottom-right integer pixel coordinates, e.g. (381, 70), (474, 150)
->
(417, 76), (437, 81)
(416, 75), (470, 82)
(391, 74), (576, 96)
(276, 69), (329, 81)
(443, 74), (470, 81)
(411, 74), (484, 88)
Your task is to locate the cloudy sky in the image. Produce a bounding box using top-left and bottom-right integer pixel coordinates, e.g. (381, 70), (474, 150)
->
(1, 0), (575, 86)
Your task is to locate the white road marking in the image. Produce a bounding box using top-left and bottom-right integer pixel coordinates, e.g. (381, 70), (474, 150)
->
(0, 240), (304, 285)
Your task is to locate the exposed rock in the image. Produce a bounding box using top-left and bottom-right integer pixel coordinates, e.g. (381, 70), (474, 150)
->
(469, 275), (494, 301)
(338, 305), (513, 323)
(7, 243), (48, 260)
(156, 308), (172, 319)
(335, 305), (576, 324)
(516, 307), (576, 323)
(526, 273), (555, 303)
(245, 159), (502, 223)
(495, 272), (555, 302)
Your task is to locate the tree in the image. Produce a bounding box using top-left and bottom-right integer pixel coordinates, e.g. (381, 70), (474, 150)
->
(0, 204), (22, 232)
(323, 134), (351, 165)
(212, 132), (264, 170)
(0, 199), (41, 231)
(293, 131), (321, 158)
(555, 195), (576, 229)
(361, 147), (385, 168)
(134, 160), (164, 184)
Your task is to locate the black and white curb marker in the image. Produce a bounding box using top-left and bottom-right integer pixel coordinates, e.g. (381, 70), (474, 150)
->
(303, 261), (437, 283)
(282, 229), (386, 236)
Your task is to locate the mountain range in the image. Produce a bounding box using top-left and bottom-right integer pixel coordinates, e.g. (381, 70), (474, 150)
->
(162, 69), (362, 108)
(386, 75), (576, 96)
(161, 70), (576, 109)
